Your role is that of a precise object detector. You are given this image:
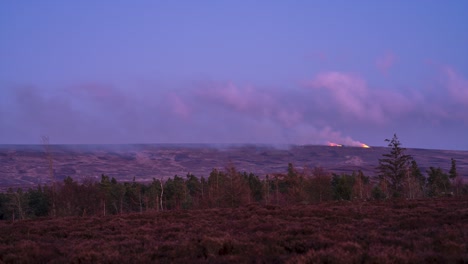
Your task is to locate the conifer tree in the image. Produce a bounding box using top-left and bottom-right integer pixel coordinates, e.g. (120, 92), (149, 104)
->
(449, 158), (458, 180)
(377, 134), (413, 198)
(427, 167), (450, 197)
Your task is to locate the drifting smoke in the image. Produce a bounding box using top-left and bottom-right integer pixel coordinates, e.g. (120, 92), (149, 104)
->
(328, 142), (370, 148)
(2, 65), (467, 149)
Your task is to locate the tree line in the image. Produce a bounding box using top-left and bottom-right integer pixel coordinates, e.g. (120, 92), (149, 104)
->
(0, 134), (466, 220)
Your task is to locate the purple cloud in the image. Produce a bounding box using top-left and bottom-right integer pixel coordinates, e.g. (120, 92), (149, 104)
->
(304, 71), (413, 124)
(1, 63), (467, 149)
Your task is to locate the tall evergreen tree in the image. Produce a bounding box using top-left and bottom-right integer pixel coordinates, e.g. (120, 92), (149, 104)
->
(26, 185), (50, 219)
(377, 134), (413, 198)
(247, 173), (263, 202)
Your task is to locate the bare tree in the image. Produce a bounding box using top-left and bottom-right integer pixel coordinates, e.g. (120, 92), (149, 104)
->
(151, 165), (165, 211)
(160, 177), (164, 211)
(8, 189), (26, 220)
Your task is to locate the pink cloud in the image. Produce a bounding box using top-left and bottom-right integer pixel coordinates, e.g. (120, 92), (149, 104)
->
(305, 72), (383, 122)
(191, 80), (372, 146)
(195, 81), (275, 116)
(304, 71), (413, 124)
(376, 52), (397, 75)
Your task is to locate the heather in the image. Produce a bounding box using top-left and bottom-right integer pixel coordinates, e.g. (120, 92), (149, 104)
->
(0, 198), (467, 263)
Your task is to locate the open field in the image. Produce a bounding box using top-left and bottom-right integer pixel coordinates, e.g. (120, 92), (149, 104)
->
(1, 144), (467, 190)
(0, 198), (466, 263)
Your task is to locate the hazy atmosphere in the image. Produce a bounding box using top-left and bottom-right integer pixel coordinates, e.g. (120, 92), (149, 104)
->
(1, 1), (467, 150)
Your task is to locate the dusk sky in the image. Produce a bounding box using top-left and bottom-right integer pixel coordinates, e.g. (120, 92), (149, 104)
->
(1, 1), (467, 150)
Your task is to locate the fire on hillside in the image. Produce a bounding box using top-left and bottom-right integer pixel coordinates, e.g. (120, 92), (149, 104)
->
(328, 142), (370, 148)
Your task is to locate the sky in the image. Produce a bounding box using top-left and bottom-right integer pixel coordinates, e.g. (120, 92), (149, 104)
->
(1, 1), (467, 150)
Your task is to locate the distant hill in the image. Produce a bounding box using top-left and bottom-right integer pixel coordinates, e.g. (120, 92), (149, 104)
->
(0, 144), (467, 191)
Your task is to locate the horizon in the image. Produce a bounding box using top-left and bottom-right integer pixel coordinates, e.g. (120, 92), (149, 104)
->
(1, 1), (467, 150)
(1, 142), (467, 152)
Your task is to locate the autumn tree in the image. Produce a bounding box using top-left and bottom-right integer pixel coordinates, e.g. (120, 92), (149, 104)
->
(7, 188), (28, 220)
(58, 176), (80, 216)
(352, 170), (371, 200)
(285, 163), (307, 204)
(400, 160), (426, 199)
(78, 177), (101, 216)
(307, 167), (332, 203)
(223, 166), (250, 207)
(207, 169), (226, 208)
(377, 134), (413, 198)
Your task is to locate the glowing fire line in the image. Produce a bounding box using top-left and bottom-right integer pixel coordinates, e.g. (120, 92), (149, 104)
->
(328, 142), (370, 148)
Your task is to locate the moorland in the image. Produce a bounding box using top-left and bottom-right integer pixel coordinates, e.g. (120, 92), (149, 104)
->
(0, 198), (467, 263)
(1, 144), (467, 191)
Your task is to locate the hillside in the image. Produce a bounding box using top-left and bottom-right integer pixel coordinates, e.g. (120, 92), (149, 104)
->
(0, 144), (467, 190)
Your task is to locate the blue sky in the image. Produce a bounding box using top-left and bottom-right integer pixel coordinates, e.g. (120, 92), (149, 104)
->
(1, 1), (467, 150)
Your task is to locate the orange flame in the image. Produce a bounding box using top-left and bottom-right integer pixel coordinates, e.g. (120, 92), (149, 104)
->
(360, 143), (370, 148)
(328, 142), (343, 147)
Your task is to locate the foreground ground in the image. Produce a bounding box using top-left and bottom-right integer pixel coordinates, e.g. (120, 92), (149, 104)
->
(0, 198), (467, 263)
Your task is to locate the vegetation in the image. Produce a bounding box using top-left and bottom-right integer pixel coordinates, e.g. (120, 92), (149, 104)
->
(377, 134), (414, 198)
(0, 134), (466, 262)
(0, 198), (467, 263)
(1, 135), (467, 219)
